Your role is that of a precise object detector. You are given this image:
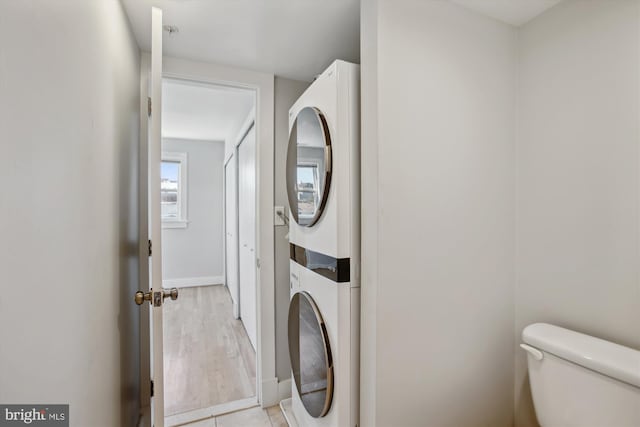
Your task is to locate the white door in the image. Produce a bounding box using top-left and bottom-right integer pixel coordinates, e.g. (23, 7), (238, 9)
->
(149, 7), (165, 426)
(225, 155), (240, 319)
(141, 7), (177, 427)
(238, 125), (257, 349)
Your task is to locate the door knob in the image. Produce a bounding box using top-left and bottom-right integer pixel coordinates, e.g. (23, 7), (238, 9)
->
(163, 287), (179, 301)
(134, 288), (178, 305)
(134, 290), (152, 305)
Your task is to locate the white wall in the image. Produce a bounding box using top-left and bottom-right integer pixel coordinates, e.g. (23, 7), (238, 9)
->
(515, 1), (640, 426)
(226, 106), (256, 161)
(162, 138), (225, 285)
(273, 76), (309, 382)
(0, 1), (141, 426)
(361, 1), (517, 425)
(360, 1), (379, 425)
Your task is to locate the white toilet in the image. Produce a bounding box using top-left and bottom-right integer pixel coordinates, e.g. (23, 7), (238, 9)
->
(521, 323), (640, 427)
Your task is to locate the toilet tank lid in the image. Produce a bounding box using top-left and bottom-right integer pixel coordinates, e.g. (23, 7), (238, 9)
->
(522, 323), (640, 388)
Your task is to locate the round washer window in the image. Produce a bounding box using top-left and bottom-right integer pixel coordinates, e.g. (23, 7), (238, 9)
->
(287, 291), (333, 417)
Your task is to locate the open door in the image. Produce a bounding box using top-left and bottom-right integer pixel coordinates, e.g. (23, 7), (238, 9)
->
(134, 7), (178, 427)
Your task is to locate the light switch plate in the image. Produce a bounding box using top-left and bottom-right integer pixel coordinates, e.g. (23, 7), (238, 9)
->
(274, 206), (286, 226)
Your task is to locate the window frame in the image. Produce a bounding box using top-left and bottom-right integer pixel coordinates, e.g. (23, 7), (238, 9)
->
(161, 151), (188, 229)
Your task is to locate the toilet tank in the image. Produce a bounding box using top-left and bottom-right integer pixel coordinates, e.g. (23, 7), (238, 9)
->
(521, 323), (640, 427)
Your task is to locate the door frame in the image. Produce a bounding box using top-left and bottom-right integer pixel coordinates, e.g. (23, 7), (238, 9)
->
(138, 54), (277, 420)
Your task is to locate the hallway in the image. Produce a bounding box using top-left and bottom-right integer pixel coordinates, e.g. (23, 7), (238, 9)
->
(163, 285), (256, 416)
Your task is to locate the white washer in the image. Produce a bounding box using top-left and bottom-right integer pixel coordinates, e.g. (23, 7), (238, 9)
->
(286, 60), (360, 427)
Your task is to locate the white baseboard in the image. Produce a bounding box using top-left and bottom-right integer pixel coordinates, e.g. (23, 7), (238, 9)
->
(162, 276), (224, 288)
(261, 377), (279, 407)
(232, 301), (240, 319)
(278, 378), (292, 402)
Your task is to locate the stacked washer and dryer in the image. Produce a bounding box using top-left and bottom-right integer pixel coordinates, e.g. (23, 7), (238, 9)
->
(284, 60), (360, 427)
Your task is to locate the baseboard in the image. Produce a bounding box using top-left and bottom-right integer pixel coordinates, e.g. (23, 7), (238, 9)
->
(261, 377), (279, 407)
(232, 301), (240, 319)
(162, 276), (224, 288)
(278, 378), (292, 402)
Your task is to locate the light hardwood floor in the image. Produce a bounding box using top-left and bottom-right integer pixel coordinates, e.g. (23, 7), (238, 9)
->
(164, 285), (257, 416)
(183, 406), (287, 427)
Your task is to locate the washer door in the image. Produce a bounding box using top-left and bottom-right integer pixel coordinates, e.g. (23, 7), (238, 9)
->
(286, 107), (332, 227)
(288, 291), (333, 418)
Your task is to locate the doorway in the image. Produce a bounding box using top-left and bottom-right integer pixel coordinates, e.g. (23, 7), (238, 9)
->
(159, 77), (258, 425)
(138, 53), (277, 427)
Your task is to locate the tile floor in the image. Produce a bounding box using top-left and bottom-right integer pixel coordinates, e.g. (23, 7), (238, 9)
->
(182, 405), (287, 427)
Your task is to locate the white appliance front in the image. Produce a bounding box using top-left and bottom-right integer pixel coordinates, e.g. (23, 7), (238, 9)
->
(289, 262), (359, 427)
(286, 60), (360, 427)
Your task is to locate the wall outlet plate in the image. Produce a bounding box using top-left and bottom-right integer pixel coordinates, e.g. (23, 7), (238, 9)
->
(274, 206), (286, 226)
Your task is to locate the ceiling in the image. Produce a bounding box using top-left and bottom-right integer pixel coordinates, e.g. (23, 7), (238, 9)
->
(449, 0), (564, 26)
(121, 0), (360, 82)
(162, 78), (254, 141)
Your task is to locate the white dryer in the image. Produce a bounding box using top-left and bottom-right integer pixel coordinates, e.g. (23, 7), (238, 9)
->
(286, 60), (360, 427)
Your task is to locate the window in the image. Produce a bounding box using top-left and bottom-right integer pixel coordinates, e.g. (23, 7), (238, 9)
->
(296, 163), (319, 219)
(161, 152), (188, 228)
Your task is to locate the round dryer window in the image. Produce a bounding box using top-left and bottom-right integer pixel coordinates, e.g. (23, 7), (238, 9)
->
(286, 107), (332, 227)
(288, 291), (334, 418)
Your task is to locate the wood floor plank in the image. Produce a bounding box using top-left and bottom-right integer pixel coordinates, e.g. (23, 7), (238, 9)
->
(164, 285), (257, 417)
(266, 405), (288, 427)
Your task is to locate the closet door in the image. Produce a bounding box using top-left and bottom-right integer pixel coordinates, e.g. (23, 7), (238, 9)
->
(224, 155), (239, 319)
(238, 125), (257, 349)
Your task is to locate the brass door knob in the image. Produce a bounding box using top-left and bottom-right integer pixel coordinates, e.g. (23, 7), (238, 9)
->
(134, 288), (177, 305)
(134, 290), (152, 305)
(163, 287), (178, 301)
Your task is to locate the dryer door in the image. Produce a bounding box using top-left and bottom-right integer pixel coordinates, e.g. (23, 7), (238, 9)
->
(286, 107), (332, 227)
(288, 291), (334, 417)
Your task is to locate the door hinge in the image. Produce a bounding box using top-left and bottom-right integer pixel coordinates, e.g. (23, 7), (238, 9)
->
(147, 97), (152, 117)
(256, 258), (260, 269)
(148, 239), (152, 257)
(150, 380), (154, 397)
